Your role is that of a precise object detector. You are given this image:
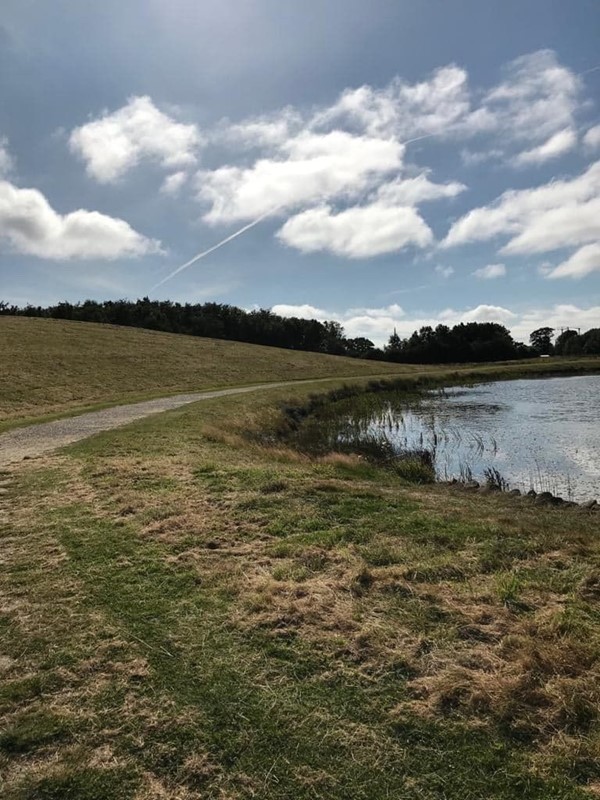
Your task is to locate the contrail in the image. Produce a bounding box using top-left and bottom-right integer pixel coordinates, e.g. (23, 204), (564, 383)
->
(149, 206), (280, 292)
(149, 132), (441, 292)
(150, 57), (600, 293)
(579, 64), (600, 76)
(402, 132), (437, 146)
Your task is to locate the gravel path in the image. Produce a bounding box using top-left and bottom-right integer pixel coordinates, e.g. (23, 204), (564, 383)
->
(0, 380), (309, 468)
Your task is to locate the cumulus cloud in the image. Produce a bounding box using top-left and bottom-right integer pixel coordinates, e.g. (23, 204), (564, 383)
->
(502, 197), (600, 255)
(374, 174), (466, 205)
(70, 96), (202, 183)
(271, 303), (330, 320)
(309, 50), (584, 166)
(271, 301), (516, 345)
(311, 65), (472, 140)
(482, 51), (580, 133)
(546, 243), (600, 279)
(277, 203), (433, 258)
(271, 300), (599, 347)
(197, 131), (404, 224)
(220, 108), (304, 148)
(161, 170), (188, 196)
(467, 50), (583, 165)
(473, 263), (507, 279)
(583, 125), (600, 151)
(187, 47), (594, 270)
(513, 128), (577, 166)
(0, 179), (161, 259)
(458, 304), (515, 323)
(514, 304), (600, 340)
(195, 65), (471, 231)
(443, 161), (600, 264)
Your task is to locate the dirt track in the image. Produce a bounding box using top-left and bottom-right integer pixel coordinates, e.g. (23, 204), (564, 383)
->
(0, 381), (305, 467)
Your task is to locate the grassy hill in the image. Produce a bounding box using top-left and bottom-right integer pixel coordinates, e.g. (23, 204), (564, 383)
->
(0, 316), (414, 427)
(3, 316), (598, 430)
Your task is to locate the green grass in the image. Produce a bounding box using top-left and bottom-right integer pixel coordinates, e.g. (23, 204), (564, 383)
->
(2, 316), (599, 431)
(0, 317), (420, 428)
(1, 379), (599, 798)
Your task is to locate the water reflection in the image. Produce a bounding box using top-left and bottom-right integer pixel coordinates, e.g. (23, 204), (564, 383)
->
(329, 375), (600, 502)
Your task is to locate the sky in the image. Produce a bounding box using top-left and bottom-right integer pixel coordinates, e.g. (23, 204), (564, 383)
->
(1, 0), (599, 345)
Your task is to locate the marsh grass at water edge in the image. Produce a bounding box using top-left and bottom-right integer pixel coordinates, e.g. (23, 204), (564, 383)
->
(286, 374), (600, 503)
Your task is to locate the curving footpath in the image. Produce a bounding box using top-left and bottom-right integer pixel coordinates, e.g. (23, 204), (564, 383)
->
(0, 379), (331, 468)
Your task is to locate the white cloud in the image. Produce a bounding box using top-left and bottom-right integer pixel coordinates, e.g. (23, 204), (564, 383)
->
(460, 148), (504, 166)
(197, 131), (404, 224)
(311, 65), (472, 140)
(435, 264), (454, 278)
(271, 303), (329, 320)
(583, 125), (600, 151)
(187, 48), (593, 268)
(0, 138), (13, 176)
(271, 301), (599, 347)
(277, 203), (433, 258)
(374, 174), (466, 205)
(0, 179), (161, 259)
(161, 170), (188, 196)
(482, 51), (580, 135)
(547, 243), (600, 279)
(458, 304), (515, 323)
(312, 50), (584, 166)
(443, 161), (600, 263)
(502, 197), (600, 255)
(348, 303), (405, 318)
(312, 50), (579, 174)
(514, 304), (600, 341)
(513, 128), (577, 166)
(271, 302), (517, 345)
(467, 50), (583, 165)
(70, 96), (202, 183)
(195, 64), (472, 232)
(220, 108), (303, 148)
(473, 263), (507, 279)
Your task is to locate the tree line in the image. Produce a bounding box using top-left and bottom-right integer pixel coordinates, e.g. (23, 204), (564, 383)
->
(1, 298), (596, 363)
(382, 322), (531, 363)
(0, 298), (370, 357)
(531, 326), (600, 356)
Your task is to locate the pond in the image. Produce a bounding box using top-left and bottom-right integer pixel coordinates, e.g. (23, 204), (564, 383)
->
(294, 374), (600, 503)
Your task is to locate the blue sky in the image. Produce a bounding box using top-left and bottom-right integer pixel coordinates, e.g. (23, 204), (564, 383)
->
(1, 0), (599, 344)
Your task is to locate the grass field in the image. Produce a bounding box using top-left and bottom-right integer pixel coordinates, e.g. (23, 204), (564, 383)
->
(0, 317), (422, 429)
(2, 316), (600, 434)
(1, 362), (599, 798)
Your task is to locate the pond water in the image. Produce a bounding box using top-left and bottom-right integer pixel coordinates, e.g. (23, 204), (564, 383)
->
(302, 374), (600, 503)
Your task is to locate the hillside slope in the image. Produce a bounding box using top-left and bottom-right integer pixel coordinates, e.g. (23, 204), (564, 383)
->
(0, 316), (411, 425)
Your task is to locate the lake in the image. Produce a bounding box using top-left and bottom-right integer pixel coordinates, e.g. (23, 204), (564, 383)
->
(304, 374), (600, 503)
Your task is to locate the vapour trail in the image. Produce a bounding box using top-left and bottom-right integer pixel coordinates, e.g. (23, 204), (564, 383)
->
(148, 57), (600, 293)
(149, 206), (281, 292)
(579, 64), (600, 76)
(149, 132), (439, 291)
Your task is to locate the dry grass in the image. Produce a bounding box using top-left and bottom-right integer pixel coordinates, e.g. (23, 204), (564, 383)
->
(1, 379), (599, 798)
(0, 316), (418, 427)
(3, 316), (598, 432)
